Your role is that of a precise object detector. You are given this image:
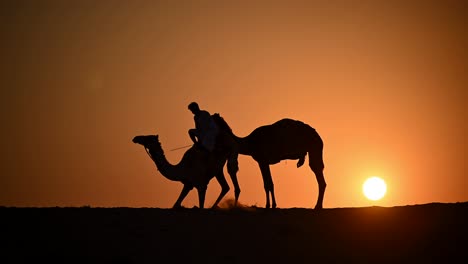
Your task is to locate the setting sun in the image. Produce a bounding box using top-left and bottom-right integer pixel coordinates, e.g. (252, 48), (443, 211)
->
(363, 177), (387, 201)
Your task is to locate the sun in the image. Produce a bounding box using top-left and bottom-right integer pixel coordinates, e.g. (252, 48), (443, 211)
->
(363, 177), (387, 201)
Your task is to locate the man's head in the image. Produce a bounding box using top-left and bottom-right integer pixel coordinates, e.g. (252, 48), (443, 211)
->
(188, 102), (200, 114)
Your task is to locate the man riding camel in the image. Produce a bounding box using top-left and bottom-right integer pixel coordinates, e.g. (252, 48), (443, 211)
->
(187, 102), (219, 152)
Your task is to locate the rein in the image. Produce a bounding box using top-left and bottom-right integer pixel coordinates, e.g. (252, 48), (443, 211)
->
(170, 144), (192, 151)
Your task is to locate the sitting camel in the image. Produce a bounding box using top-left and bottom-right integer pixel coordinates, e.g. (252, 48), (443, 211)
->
(132, 133), (240, 209)
(212, 113), (326, 210)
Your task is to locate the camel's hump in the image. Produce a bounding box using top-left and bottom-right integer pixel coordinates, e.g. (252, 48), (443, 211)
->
(273, 118), (307, 127)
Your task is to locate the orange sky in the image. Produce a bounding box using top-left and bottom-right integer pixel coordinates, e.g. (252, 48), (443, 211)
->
(1, 1), (466, 208)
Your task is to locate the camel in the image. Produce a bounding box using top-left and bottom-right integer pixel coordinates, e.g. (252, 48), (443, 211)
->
(132, 134), (240, 209)
(212, 113), (326, 210)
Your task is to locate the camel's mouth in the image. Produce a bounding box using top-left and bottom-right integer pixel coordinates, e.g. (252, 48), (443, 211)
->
(132, 135), (159, 146)
(132, 136), (144, 145)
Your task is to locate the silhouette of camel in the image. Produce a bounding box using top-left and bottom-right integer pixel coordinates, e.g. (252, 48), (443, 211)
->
(212, 114), (326, 209)
(133, 134), (240, 209)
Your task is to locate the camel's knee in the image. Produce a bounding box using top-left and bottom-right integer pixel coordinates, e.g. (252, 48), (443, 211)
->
(227, 159), (239, 175)
(319, 177), (327, 190)
(222, 184), (230, 194)
(317, 176), (326, 188)
(227, 166), (238, 176)
(188, 128), (197, 136)
(312, 169), (326, 184)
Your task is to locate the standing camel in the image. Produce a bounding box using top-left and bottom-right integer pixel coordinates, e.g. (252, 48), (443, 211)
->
(132, 134), (240, 209)
(212, 114), (326, 210)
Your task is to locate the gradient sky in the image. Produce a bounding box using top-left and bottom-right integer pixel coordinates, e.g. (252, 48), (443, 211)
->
(1, 1), (466, 208)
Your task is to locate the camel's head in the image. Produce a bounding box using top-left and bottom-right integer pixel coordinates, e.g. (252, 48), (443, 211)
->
(132, 135), (162, 151)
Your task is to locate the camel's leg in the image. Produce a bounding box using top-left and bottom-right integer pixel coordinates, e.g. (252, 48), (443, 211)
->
(259, 162), (276, 209)
(313, 170), (326, 210)
(212, 170), (230, 209)
(310, 153), (326, 210)
(227, 153), (240, 206)
(197, 186), (207, 209)
(225, 136), (241, 206)
(173, 184), (193, 209)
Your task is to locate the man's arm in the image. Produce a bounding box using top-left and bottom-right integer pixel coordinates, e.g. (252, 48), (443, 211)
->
(188, 129), (198, 144)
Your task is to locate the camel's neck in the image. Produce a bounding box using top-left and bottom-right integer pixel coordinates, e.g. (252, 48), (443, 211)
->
(146, 147), (183, 182)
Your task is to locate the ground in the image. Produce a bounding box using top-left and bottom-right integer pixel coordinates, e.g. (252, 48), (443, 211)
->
(1, 202), (467, 263)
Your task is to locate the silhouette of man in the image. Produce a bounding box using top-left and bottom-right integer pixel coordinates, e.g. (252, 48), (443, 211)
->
(188, 102), (219, 152)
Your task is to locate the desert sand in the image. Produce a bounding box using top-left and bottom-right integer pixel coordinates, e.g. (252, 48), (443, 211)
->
(2, 202), (467, 263)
